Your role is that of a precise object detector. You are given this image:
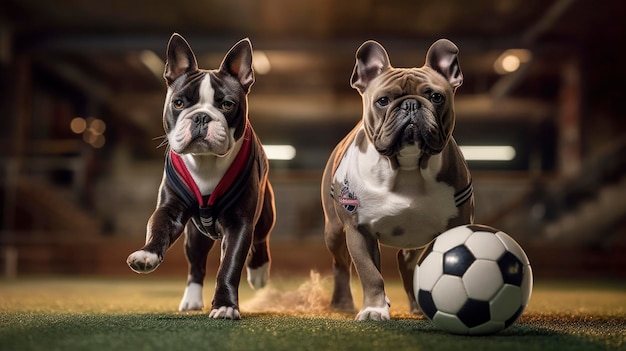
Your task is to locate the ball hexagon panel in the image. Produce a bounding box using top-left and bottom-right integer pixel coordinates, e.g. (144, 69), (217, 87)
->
(431, 275), (468, 314)
(465, 231), (506, 260)
(505, 305), (526, 328)
(432, 226), (473, 253)
(415, 251), (443, 291)
(490, 284), (522, 322)
(443, 245), (475, 276)
(457, 298), (491, 328)
(462, 259), (504, 301)
(432, 311), (469, 335)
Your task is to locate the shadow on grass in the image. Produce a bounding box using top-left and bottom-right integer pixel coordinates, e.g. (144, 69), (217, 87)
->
(1, 312), (624, 351)
(375, 315), (626, 351)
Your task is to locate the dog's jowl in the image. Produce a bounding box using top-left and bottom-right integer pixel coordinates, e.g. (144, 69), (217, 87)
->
(321, 39), (474, 320)
(127, 33), (275, 320)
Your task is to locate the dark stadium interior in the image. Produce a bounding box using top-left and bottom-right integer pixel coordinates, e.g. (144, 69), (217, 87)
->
(0, 0), (624, 279)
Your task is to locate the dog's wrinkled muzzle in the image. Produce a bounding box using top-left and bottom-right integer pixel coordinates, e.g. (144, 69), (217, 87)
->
(399, 98), (422, 145)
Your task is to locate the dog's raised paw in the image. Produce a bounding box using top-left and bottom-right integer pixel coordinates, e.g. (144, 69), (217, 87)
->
(178, 283), (204, 311)
(355, 306), (391, 321)
(209, 306), (240, 320)
(127, 250), (161, 273)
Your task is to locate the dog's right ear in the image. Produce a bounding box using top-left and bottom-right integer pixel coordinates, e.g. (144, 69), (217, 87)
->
(350, 40), (391, 94)
(164, 33), (199, 86)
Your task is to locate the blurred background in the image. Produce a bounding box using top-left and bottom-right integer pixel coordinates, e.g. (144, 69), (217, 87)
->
(0, 0), (624, 279)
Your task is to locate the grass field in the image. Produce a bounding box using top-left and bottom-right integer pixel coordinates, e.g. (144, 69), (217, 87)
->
(1, 274), (625, 351)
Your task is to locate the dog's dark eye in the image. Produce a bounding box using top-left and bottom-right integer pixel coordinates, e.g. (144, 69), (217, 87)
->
(376, 97), (390, 108)
(430, 93), (444, 104)
(220, 100), (235, 111)
(172, 99), (184, 110)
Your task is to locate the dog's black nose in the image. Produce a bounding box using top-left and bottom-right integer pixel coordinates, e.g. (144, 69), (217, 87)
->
(193, 113), (211, 126)
(400, 98), (421, 112)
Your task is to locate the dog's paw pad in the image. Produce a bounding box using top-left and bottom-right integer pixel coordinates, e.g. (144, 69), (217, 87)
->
(178, 283), (204, 311)
(209, 306), (240, 320)
(355, 306), (391, 321)
(127, 250), (161, 273)
(246, 262), (269, 290)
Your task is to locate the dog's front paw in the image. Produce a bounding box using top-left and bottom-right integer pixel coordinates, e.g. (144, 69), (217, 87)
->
(355, 305), (391, 321)
(127, 250), (162, 273)
(178, 283), (204, 311)
(246, 262), (269, 290)
(209, 306), (240, 320)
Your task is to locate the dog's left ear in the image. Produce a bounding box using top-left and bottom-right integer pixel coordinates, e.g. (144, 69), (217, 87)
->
(164, 33), (199, 86)
(426, 39), (463, 92)
(219, 38), (255, 93)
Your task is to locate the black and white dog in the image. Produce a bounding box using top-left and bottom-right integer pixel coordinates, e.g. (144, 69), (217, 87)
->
(127, 33), (275, 319)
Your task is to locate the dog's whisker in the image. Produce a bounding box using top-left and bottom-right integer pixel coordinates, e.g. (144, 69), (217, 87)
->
(153, 135), (169, 149)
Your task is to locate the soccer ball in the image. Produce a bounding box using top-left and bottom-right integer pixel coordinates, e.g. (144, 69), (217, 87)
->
(413, 224), (533, 335)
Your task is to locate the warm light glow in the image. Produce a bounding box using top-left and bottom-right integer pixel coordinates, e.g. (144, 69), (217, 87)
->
(263, 144), (296, 160)
(501, 55), (520, 73)
(494, 49), (532, 74)
(253, 51), (271, 75)
(89, 118), (106, 134)
(460, 146), (516, 161)
(91, 134), (106, 149)
(72, 116), (107, 148)
(70, 117), (87, 134)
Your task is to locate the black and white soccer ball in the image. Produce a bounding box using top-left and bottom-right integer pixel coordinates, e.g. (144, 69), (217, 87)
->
(413, 224), (533, 335)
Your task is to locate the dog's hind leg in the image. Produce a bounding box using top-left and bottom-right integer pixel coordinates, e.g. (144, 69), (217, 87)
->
(246, 183), (275, 290)
(397, 248), (421, 314)
(179, 223), (215, 311)
(326, 223), (355, 312)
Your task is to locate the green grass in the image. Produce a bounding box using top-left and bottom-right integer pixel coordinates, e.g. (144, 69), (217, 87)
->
(1, 276), (625, 351)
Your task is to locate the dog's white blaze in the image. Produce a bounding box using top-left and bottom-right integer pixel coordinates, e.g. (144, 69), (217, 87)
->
(334, 126), (458, 249)
(197, 77), (217, 110)
(178, 282), (204, 311)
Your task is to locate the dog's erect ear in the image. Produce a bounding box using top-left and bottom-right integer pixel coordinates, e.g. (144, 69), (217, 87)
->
(164, 33), (198, 86)
(426, 39), (463, 91)
(219, 38), (255, 93)
(351, 40), (391, 94)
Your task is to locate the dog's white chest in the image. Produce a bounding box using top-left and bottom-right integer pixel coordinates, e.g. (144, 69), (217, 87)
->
(333, 141), (458, 249)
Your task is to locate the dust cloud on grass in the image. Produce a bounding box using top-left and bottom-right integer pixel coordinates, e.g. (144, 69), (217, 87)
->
(241, 271), (336, 315)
